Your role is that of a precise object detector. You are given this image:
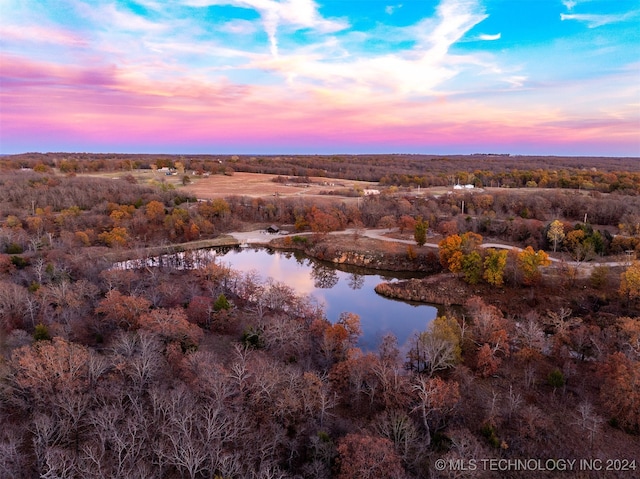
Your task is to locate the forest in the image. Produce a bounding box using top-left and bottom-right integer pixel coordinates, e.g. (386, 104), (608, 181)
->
(4, 153), (640, 194)
(0, 153), (639, 479)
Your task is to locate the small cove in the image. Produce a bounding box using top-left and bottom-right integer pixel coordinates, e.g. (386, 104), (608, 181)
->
(115, 246), (439, 350)
(215, 247), (438, 350)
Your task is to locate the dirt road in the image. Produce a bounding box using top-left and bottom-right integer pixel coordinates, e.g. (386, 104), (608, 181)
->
(229, 228), (632, 272)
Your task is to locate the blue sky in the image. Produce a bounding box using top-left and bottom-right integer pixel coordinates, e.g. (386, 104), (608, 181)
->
(1, 0), (638, 155)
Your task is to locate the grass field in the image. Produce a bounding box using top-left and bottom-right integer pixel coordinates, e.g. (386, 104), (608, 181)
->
(79, 169), (378, 200)
(78, 169), (600, 203)
(183, 172), (380, 200)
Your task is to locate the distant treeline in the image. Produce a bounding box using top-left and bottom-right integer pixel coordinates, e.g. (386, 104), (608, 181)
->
(3, 152), (640, 194)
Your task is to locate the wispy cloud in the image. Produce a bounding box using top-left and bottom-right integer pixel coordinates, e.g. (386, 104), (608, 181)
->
(76, 2), (168, 33)
(477, 33), (501, 41)
(0, 25), (87, 46)
(183, 0), (348, 57)
(385, 4), (403, 15)
(560, 11), (638, 28)
(250, 0), (493, 97)
(218, 19), (259, 35)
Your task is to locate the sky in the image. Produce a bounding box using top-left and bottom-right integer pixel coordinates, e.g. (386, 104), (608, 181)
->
(1, 0), (639, 156)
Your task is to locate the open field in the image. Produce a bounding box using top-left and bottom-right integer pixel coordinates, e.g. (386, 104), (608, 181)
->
(182, 172), (378, 200)
(79, 170), (379, 200)
(79, 169), (604, 200)
(79, 169), (186, 188)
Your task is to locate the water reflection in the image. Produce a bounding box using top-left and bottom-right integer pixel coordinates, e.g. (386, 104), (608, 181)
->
(113, 246), (439, 350)
(347, 273), (364, 290)
(216, 247), (438, 350)
(310, 264), (339, 289)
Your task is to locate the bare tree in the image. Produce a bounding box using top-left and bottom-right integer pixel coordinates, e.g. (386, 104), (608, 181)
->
(436, 428), (491, 479)
(516, 313), (546, 352)
(506, 385), (523, 422)
(573, 401), (604, 448)
(229, 343), (253, 393)
(411, 377), (460, 446)
(407, 329), (459, 377)
(0, 428), (25, 479)
(375, 409), (424, 469)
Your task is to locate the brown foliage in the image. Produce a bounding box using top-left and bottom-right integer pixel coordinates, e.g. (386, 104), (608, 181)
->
(336, 433), (406, 479)
(138, 308), (204, 349)
(95, 290), (151, 329)
(476, 343), (499, 378)
(599, 352), (640, 433)
(11, 337), (91, 404)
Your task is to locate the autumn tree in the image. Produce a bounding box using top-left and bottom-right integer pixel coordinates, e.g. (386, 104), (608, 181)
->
(337, 311), (362, 345)
(407, 316), (461, 376)
(378, 215), (397, 229)
(8, 337), (103, 469)
(547, 219), (565, 252)
(95, 290), (151, 330)
(97, 226), (130, 247)
(197, 198), (230, 221)
(617, 316), (640, 360)
(564, 229), (594, 262)
(599, 352), (640, 433)
(516, 246), (551, 285)
(464, 297), (511, 378)
(317, 313), (361, 364)
(336, 433), (406, 479)
(107, 203), (134, 226)
(11, 337), (91, 404)
(397, 215), (416, 234)
(439, 232), (484, 283)
(620, 261), (640, 308)
(329, 350), (379, 410)
(438, 234), (463, 273)
(483, 248), (508, 286)
(138, 308), (203, 350)
(475, 343), (499, 378)
(145, 200), (165, 224)
(307, 206), (342, 234)
(461, 250), (483, 285)
(164, 208), (190, 239)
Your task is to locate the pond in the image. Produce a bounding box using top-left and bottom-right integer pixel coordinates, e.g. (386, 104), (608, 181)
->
(214, 247), (438, 351)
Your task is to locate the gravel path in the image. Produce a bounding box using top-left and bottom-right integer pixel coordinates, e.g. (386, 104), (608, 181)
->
(229, 228), (633, 272)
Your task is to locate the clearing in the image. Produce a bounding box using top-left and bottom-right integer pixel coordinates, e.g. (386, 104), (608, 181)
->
(182, 172), (377, 200)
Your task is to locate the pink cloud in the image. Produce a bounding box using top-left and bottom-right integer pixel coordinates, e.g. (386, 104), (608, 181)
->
(2, 55), (638, 156)
(0, 25), (87, 47)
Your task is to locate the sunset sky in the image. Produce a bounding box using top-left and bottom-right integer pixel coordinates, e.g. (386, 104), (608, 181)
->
(1, 0), (639, 156)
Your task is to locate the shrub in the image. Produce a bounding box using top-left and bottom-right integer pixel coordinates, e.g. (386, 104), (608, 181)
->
(6, 243), (23, 254)
(242, 327), (264, 349)
(547, 369), (565, 389)
(590, 266), (609, 289)
(10, 255), (28, 269)
(33, 324), (51, 341)
(214, 293), (231, 311)
(481, 423), (500, 448)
